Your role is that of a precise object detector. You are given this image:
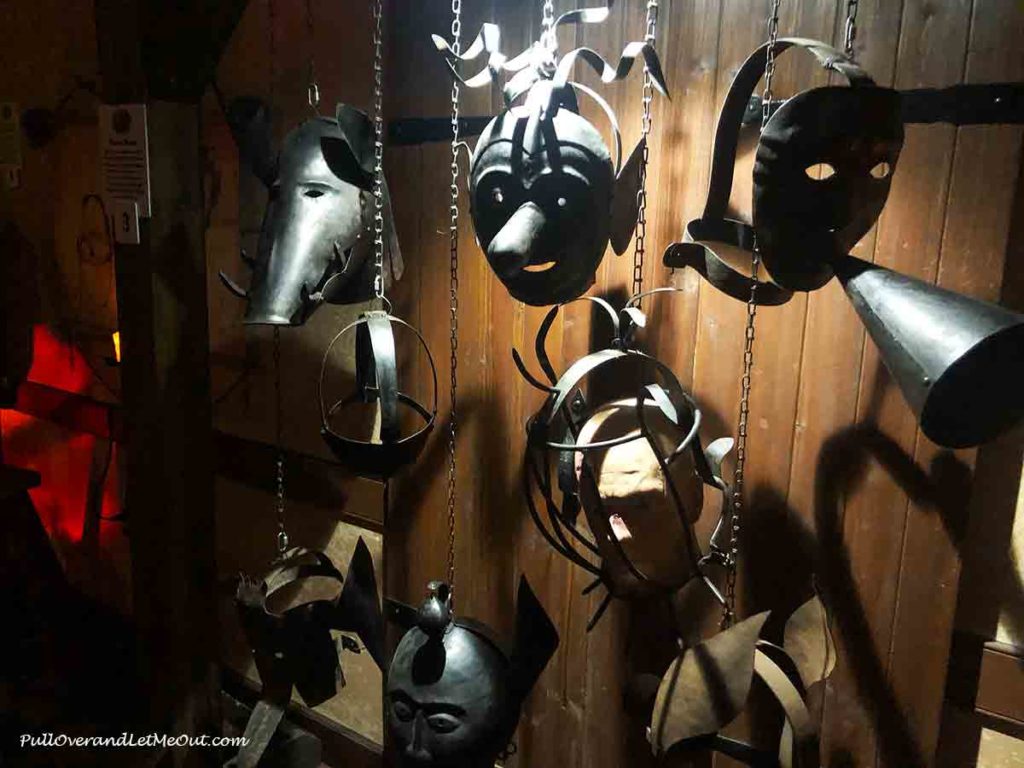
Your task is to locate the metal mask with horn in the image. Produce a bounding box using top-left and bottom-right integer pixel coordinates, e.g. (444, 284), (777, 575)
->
(664, 39), (1024, 448)
(219, 99), (403, 326)
(515, 292), (735, 629)
(229, 539), (385, 767)
(432, 7), (668, 305)
(385, 579), (559, 768)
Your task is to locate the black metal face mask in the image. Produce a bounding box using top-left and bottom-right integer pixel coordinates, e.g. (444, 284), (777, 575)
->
(385, 579), (558, 768)
(232, 540), (385, 767)
(664, 39), (903, 302)
(434, 11), (668, 305)
(515, 294), (734, 628)
(219, 100), (403, 325)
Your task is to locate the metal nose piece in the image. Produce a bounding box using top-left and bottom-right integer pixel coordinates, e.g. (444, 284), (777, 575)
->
(487, 201), (549, 278)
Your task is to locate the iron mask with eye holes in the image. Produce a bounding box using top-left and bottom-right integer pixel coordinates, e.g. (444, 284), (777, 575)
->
(664, 39), (903, 301)
(219, 101), (403, 325)
(386, 579), (559, 768)
(754, 82), (904, 291)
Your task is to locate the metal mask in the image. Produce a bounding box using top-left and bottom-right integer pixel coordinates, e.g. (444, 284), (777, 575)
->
(434, 12), (668, 305)
(219, 100), (403, 325)
(319, 310), (437, 480)
(385, 579), (558, 768)
(515, 294), (733, 628)
(664, 39), (903, 302)
(232, 540), (385, 766)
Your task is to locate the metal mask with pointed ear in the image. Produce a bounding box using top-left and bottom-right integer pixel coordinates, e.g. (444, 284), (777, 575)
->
(385, 578), (558, 768)
(219, 101), (403, 326)
(435, 11), (668, 306)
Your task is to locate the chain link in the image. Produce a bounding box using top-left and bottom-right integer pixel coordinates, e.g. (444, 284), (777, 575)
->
(844, 0), (859, 59)
(722, 0), (780, 629)
(371, 0), (386, 302)
(273, 328), (289, 556)
(632, 1), (658, 300)
(306, 0), (320, 112)
(446, 0), (462, 600)
(540, 0), (557, 54)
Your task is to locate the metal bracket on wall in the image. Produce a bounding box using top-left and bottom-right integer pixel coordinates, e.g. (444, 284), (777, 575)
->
(744, 82), (1024, 127)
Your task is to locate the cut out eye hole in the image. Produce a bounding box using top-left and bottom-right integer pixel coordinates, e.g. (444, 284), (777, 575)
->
(393, 700), (415, 722)
(804, 163), (837, 180)
(426, 714), (461, 734)
(491, 187), (504, 205)
(870, 162), (891, 179)
(304, 188), (326, 198)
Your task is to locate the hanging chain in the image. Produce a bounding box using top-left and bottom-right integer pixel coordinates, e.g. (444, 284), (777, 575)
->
(445, 0), (462, 600)
(305, 0), (320, 112)
(267, 0), (278, 105)
(632, 1), (659, 300)
(843, 0), (859, 59)
(273, 328), (289, 556)
(722, 0), (780, 629)
(371, 0), (386, 303)
(540, 0), (557, 54)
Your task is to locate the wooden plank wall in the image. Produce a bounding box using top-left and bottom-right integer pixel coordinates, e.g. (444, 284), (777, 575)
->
(384, 2), (1024, 768)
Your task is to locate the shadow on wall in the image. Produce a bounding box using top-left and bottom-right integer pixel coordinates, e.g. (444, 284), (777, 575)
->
(733, 366), (992, 767)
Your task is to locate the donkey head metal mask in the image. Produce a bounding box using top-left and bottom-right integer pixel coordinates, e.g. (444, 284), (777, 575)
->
(434, 8), (668, 305)
(220, 99), (403, 325)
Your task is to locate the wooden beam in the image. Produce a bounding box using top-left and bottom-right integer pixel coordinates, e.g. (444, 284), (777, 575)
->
(95, 0), (224, 754)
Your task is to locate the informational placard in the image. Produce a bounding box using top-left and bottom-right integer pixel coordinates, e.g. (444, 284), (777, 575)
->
(0, 102), (21, 190)
(99, 103), (151, 217)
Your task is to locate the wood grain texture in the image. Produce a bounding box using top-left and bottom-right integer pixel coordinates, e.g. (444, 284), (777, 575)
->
(207, 0), (1024, 765)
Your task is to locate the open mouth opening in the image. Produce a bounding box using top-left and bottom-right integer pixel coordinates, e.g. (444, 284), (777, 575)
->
(523, 261), (557, 273)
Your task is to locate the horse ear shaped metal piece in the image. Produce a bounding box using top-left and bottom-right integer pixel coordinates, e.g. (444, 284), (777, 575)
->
(664, 38), (895, 305)
(648, 596), (835, 767)
(319, 311), (437, 480)
(385, 578), (559, 768)
(434, 9), (669, 306)
(231, 540), (384, 767)
(218, 99), (402, 325)
(516, 292), (735, 628)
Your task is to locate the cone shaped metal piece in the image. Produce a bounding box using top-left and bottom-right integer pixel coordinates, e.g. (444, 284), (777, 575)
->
(837, 255), (1024, 448)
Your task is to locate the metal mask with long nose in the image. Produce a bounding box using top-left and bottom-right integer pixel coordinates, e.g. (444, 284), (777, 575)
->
(385, 579), (558, 768)
(434, 8), (668, 305)
(219, 100), (403, 325)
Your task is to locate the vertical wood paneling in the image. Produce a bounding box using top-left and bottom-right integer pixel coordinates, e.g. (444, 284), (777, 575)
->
(382, 2), (1024, 767)
(887, 1), (1024, 765)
